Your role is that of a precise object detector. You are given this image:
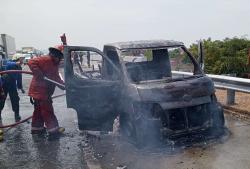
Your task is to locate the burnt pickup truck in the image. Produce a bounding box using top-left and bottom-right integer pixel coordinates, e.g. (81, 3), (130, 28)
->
(64, 40), (224, 145)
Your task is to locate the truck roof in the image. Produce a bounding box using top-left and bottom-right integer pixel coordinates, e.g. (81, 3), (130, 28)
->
(105, 40), (184, 50)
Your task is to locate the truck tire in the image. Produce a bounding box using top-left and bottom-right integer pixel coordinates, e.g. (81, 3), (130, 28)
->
(119, 114), (135, 138)
(120, 113), (161, 148)
(211, 102), (225, 128)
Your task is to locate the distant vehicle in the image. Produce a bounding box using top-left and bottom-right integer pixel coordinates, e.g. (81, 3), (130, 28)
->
(64, 40), (225, 146)
(0, 34), (16, 59)
(22, 47), (35, 54)
(22, 47), (43, 57)
(23, 53), (33, 64)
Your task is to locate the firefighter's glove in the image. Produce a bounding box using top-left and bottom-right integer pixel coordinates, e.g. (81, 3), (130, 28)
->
(30, 97), (34, 105)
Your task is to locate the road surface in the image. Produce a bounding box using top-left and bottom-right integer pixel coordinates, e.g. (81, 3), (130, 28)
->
(1, 71), (250, 169)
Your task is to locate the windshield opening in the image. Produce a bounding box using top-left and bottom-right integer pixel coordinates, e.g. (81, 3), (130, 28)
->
(122, 47), (195, 83)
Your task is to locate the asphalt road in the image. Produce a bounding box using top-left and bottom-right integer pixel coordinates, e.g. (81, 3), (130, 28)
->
(0, 70), (88, 169)
(1, 70), (250, 169)
(89, 115), (250, 169)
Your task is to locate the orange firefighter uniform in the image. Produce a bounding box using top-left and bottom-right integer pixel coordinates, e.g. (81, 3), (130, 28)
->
(28, 46), (65, 134)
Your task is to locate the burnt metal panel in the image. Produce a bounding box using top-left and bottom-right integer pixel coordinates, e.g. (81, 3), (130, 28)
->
(105, 40), (184, 50)
(159, 96), (211, 109)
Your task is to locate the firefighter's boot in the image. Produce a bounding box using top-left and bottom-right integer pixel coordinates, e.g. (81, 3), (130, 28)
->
(14, 112), (21, 122)
(58, 127), (65, 133)
(0, 112), (2, 127)
(0, 128), (3, 142)
(48, 127), (65, 140)
(31, 127), (47, 135)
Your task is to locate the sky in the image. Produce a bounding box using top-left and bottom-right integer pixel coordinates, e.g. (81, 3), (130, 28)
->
(1, 0), (250, 50)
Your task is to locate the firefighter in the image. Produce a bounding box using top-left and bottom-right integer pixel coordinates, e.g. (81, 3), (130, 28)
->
(12, 54), (25, 94)
(0, 54), (25, 122)
(28, 45), (65, 137)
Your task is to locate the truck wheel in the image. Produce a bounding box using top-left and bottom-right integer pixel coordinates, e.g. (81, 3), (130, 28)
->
(119, 113), (147, 147)
(120, 114), (136, 139)
(211, 103), (225, 128)
(134, 117), (161, 148)
(120, 113), (161, 147)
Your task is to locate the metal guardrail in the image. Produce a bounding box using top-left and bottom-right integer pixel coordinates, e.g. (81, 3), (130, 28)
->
(172, 71), (250, 104)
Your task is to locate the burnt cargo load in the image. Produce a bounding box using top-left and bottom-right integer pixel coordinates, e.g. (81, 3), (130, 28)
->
(64, 40), (225, 145)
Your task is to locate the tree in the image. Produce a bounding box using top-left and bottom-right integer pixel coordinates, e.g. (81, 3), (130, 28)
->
(188, 37), (250, 76)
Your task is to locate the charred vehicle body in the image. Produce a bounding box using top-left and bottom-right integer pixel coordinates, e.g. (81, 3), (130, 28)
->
(64, 40), (225, 145)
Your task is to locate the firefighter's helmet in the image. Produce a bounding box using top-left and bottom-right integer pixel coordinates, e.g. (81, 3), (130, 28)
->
(49, 45), (64, 58)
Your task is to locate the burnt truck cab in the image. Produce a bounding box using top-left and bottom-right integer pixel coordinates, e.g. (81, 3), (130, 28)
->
(64, 40), (224, 144)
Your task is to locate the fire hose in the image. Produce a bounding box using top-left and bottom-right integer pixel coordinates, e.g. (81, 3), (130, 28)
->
(0, 70), (66, 129)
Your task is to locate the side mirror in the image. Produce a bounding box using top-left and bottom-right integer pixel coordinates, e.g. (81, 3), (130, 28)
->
(197, 40), (204, 70)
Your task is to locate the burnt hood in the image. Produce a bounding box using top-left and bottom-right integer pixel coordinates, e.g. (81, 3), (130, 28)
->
(136, 76), (214, 108)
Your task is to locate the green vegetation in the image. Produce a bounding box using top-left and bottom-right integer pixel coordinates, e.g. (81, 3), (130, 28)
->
(189, 37), (250, 76)
(144, 49), (153, 61)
